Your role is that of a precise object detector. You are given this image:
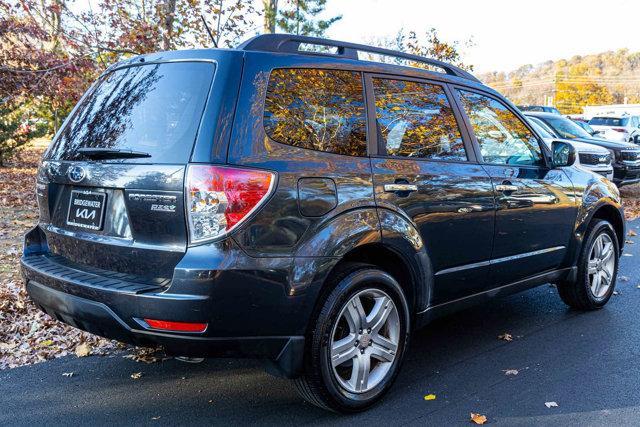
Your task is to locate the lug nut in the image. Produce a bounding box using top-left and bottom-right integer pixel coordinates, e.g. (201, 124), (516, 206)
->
(354, 340), (359, 346)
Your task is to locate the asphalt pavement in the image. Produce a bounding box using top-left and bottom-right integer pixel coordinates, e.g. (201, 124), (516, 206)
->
(2, 220), (640, 426)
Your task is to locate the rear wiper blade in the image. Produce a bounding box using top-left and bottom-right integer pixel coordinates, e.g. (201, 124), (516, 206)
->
(77, 147), (152, 159)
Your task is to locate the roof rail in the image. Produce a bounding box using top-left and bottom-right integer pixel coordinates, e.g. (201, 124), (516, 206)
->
(237, 34), (479, 82)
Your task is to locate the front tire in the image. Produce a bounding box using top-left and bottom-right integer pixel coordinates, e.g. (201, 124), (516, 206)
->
(557, 219), (619, 310)
(294, 263), (410, 413)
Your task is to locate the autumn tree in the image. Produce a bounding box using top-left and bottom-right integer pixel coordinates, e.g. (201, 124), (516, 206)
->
(0, 0), (91, 164)
(397, 29), (473, 71)
(554, 63), (615, 114)
(277, 0), (341, 36)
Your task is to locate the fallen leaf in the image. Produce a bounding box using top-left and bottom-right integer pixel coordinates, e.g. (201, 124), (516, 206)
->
(131, 372), (143, 379)
(75, 343), (91, 357)
(424, 394), (436, 401)
(503, 369), (519, 376)
(545, 401), (558, 408)
(470, 413), (488, 425)
(498, 333), (513, 342)
(629, 230), (637, 237)
(62, 372), (74, 377)
(39, 339), (54, 347)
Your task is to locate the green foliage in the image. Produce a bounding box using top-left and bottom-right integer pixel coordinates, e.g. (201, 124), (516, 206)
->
(277, 0), (341, 36)
(0, 102), (47, 166)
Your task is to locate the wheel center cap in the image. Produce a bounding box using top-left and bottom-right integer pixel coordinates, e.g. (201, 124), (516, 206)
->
(359, 334), (371, 349)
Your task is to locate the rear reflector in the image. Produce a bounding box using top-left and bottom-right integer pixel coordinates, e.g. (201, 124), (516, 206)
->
(186, 165), (275, 243)
(144, 319), (208, 333)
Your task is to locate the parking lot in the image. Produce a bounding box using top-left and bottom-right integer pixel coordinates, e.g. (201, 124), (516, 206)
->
(2, 220), (639, 426)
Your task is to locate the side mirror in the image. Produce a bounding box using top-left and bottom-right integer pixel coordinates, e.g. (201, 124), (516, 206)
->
(551, 140), (576, 167)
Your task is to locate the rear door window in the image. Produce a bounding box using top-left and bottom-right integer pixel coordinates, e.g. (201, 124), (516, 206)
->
(48, 62), (215, 164)
(263, 68), (367, 157)
(372, 78), (467, 161)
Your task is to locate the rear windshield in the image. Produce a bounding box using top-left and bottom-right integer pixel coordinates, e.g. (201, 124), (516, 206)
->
(589, 117), (629, 127)
(48, 62), (215, 163)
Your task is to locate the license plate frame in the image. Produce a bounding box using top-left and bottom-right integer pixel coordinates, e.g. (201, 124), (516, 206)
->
(66, 190), (107, 231)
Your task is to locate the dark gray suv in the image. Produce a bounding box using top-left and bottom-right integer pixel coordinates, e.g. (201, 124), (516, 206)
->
(21, 34), (625, 412)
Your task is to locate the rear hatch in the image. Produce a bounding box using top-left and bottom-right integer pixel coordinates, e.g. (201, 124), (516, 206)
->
(589, 117), (629, 139)
(36, 61), (216, 282)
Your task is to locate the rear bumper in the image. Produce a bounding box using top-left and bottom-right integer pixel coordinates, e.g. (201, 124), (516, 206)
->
(19, 226), (325, 378)
(24, 279), (303, 376)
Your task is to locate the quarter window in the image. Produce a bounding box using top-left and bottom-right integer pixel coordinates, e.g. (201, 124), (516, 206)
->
(457, 90), (543, 166)
(263, 68), (367, 157)
(373, 78), (467, 160)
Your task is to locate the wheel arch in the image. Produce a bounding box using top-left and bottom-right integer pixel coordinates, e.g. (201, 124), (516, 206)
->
(292, 207), (432, 336)
(591, 203), (625, 249)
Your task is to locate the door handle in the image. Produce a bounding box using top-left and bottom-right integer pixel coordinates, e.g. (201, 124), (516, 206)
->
(384, 184), (418, 193)
(496, 184), (518, 192)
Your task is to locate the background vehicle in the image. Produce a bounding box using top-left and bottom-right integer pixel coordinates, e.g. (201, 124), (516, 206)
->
(525, 111), (640, 186)
(21, 34), (625, 413)
(527, 116), (613, 179)
(588, 115), (640, 143)
(572, 119), (602, 137)
(517, 105), (561, 114)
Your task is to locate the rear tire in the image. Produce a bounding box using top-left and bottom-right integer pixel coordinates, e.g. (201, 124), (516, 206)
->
(557, 219), (619, 310)
(294, 263), (410, 413)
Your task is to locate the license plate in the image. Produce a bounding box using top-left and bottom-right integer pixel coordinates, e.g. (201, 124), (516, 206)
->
(66, 190), (107, 230)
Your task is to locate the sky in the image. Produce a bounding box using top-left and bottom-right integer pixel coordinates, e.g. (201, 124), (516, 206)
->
(286, 0), (640, 73)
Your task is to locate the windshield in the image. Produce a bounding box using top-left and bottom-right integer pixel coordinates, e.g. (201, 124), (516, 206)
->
(542, 116), (592, 139)
(48, 62), (215, 163)
(589, 117), (629, 127)
(529, 120), (553, 139)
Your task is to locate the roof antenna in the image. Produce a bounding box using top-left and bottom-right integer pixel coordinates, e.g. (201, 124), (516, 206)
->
(200, 0), (217, 48)
(201, 15), (217, 47)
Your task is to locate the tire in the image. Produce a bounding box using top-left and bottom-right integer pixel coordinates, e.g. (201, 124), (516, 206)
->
(557, 219), (619, 310)
(294, 263), (410, 413)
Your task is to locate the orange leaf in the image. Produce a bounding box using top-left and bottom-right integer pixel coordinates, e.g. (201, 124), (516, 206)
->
(470, 413), (487, 425)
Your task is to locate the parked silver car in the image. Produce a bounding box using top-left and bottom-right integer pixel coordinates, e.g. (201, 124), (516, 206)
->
(528, 116), (614, 179)
(588, 115), (640, 144)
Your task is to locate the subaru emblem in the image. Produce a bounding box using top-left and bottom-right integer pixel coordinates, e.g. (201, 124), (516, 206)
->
(68, 165), (87, 183)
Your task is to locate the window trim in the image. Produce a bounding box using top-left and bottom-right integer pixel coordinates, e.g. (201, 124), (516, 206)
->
(450, 85), (552, 169)
(364, 72), (478, 164)
(261, 67), (370, 158)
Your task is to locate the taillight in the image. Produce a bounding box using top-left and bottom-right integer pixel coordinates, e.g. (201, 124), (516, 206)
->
(613, 128), (627, 133)
(186, 165), (275, 243)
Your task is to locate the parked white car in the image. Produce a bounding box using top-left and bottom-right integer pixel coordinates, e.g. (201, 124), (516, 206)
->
(527, 117), (614, 180)
(588, 114), (640, 144)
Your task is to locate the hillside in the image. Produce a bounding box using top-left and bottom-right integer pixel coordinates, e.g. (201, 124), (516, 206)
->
(479, 49), (640, 114)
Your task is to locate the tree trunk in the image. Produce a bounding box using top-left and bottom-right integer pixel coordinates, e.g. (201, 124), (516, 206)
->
(263, 0), (278, 33)
(162, 0), (177, 51)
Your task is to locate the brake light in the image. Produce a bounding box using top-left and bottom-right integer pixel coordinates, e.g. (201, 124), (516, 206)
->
(144, 319), (208, 333)
(186, 165), (275, 243)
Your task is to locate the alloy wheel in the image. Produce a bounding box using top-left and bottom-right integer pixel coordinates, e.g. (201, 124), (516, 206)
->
(329, 288), (400, 394)
(587, 233), (616, 299)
